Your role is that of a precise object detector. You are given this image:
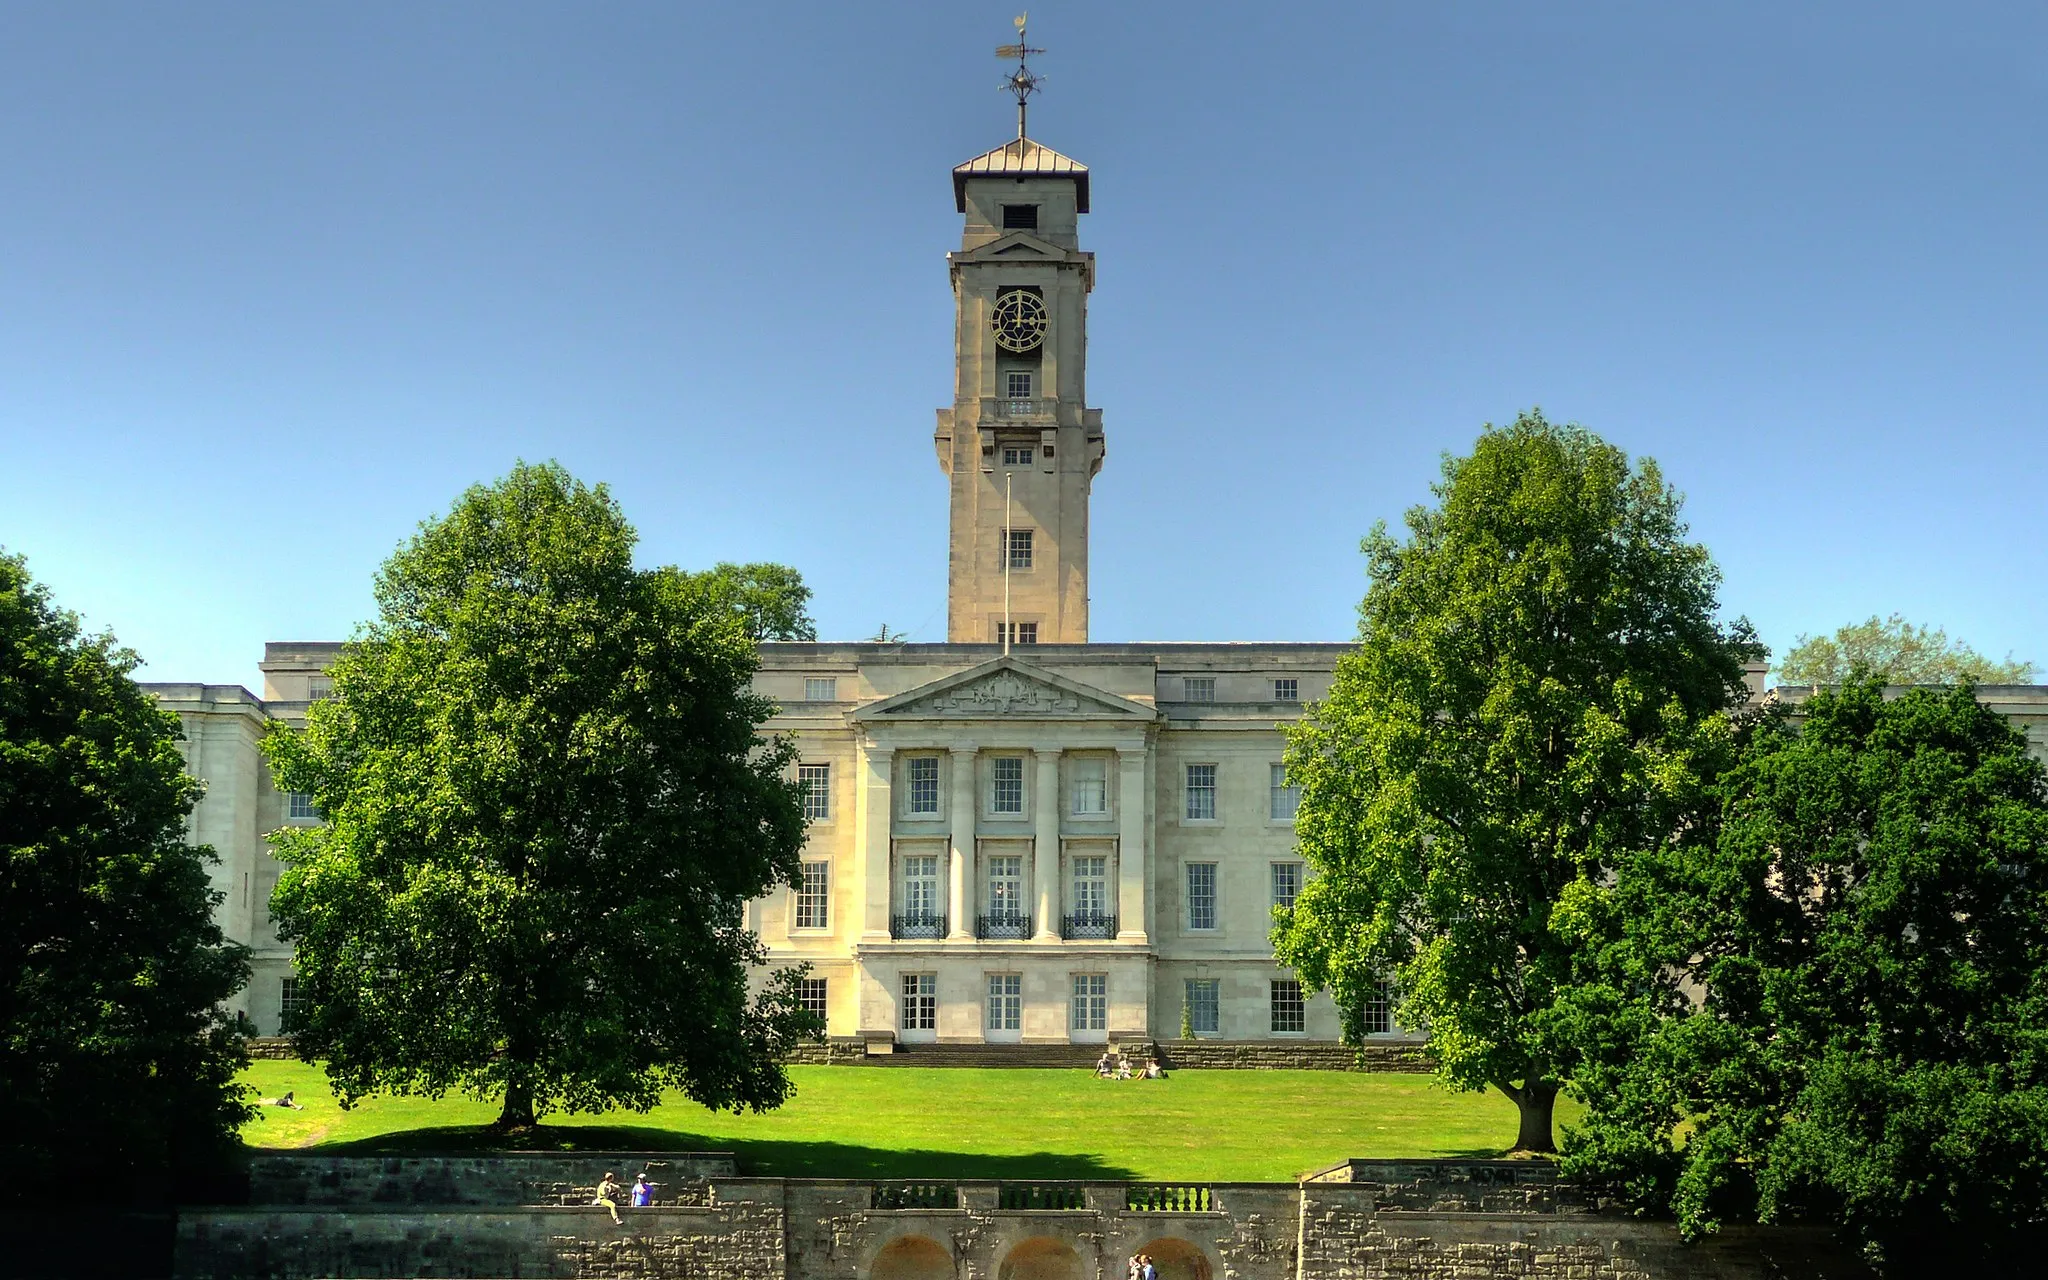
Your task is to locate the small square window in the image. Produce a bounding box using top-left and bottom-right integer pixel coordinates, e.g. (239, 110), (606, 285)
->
(1006, 528), (1034, 569)
(1270, 763), (1300, 821)
(1271, 978), (1306, 1033)
(1185, 979), (1219, 1036)
(994, 621), (1039, 646)
(799, 763), (831, 821)
(1003, 444), (1035, 466)
(990, 756), (1025, 814)
(804, 677), (837, 701)
(795, 860), (830, 930)
(287, 792), (318, 821)
(1005, 372), (1034, 399)
(1186, 862), (1218, 930)
(1274, 678), (1298, 702)
(799, 977), (828, 1022)
(1185, 763), (1217, 821)
(1002, 203), (1039, 230)
(1271, 861), (1302, 910)
(906, 756), (940, 815)
(1183, 677), (1215, 703)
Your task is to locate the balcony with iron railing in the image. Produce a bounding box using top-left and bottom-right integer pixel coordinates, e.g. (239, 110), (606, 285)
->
(976, 911), (1032, 940)
(1060, 911), (1117, 940)
(890, 912), (947, 941)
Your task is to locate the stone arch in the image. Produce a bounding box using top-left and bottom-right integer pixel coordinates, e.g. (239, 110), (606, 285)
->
(867, 1233), (956, 1280)
(998, 1235), (1085, 1280)
(1132, 1237), (1214, 1280)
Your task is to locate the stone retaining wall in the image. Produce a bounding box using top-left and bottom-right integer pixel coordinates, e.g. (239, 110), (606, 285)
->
(784, 1035), (871, 1065)
(245, 1151), (736, 1207)
(1140, 1038), (1434, 1072)
(243, 1037), (298, 1061)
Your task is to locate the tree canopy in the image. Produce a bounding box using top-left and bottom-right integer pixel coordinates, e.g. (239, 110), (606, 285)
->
(1778, 613), (2032, 686)
(262, 462), (817, 1130)
(1275, 412), (1761, 1152)
(1566, 679), (2048, 1269)
(694, 561), (817, 641)
(0, 552), (252, 1197)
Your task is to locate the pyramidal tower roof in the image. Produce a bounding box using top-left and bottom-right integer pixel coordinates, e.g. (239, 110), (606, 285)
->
(953, 137), (1090, 213)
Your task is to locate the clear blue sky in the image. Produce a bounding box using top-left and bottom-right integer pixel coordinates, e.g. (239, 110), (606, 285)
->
(3, 3), (2043, 690)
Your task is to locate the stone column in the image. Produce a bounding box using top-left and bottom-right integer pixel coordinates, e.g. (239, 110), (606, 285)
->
(1033, 747), (1061, 940)
(1116, 747), (1148, 943)
(948, 746), (977, 940)
(856, 741), (893, 942)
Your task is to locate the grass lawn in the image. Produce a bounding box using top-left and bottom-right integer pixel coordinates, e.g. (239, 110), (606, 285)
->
(240, 1061), (1578, 1182)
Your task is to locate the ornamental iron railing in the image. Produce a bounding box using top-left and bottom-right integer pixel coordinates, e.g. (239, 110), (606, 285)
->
(891, 912), (947, 940)
(872, 1182), (960, 1210)
(997, 1182), (1088, 1211)
(1061, 911), (1117, 940)
(1125, 1183), (1214, 1213)
(976, 911), (1032, 940)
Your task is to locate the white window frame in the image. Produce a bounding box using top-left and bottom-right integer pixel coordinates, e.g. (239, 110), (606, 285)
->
(1005, 527), (1034, 570)
(1069, 757), (1108, 817)
(804, 677), (838, 702)
(1271, 977), (1306, 1034)
(1361, 976), (1396, 1036)
(1070, 973), (1107, 1033)
(1185, 861), (1218, 931)
(985, 853), (1024, 918)
(799, 977), (828, 1022)
(989, 755), (1026, 816)
(901, 973), (937, 1033)
(1003, 444), (1034, 466)
(279, 976), (305, 1030)
(905, 755), (941, 817)
(1069, 854), (1108, 917)
(793, 860), (830, 931)
(1185, 978), (1220, 1037)
(1271, 861), (1302, 910)
(986, 973), (1022, 1032)
(1269, 763), (1300, 822)
(1005, 371), (1034, 400)
(287, 792), (318, 821)
(1183, 676), (1216, 703)
(799, 763), (831, 822)
(900, 852), (941, 919)
(1273, 677), (1298, 702)
(1185, 763), (1217, 821)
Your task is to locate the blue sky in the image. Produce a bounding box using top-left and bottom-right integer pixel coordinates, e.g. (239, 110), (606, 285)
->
(2, 2), (2042, 689)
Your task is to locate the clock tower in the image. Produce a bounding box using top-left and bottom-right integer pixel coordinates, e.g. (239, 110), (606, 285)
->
(936, 133), (1103, 644)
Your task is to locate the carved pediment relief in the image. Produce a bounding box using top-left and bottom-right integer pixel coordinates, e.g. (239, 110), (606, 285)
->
(905, 671), (1084, 716)
(857, 657), (1155, 722)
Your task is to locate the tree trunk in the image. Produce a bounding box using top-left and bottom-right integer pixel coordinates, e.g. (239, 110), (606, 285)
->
(1506, 1081), (1558, 1154)
(495, 1072), (536, 1132)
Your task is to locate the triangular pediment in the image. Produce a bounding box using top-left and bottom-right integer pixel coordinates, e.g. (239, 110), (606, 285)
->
(856, 657), (1155, 722)
(957, 230), (1070, 263)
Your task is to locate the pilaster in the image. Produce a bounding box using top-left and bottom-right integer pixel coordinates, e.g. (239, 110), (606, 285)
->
(1032, 747), (1061, 940)
(856, 740), (892, 942)
(948, 746), (978, 940)
(1116, 746), (1148, 943)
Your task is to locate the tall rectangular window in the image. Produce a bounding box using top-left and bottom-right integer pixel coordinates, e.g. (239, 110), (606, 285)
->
(1271, 978), (1306, 1033)
(906, 756), (940, 815)
(986, 854), (1023, 918)
(794, 861), (830, 929)
(799, 977), (828, 1022)
(1070, 855), (1108, 916)
(799, 763), (831, 821)
(1071, 974), (1107, 1031)
(287, 792), (317, 820)
(1361, 977), (1395, 1036)
(1006, 528), (1034, 570)
(1183, 676), (1216, 703)
(990, 756), (1025, 813)
(1271, 861), (1302, 910)
(901, 854), (940, 918)
(1070, 757), (1107, 815)
(804, 677), (837, 701)
(279, 977), (305, 1030)
(901, 973), (937, 1031)
(1270, 763), (1300, 821)
(1186, 862), (1218, 930)
(1273, 677), (1298, 702)
(1185, 979), (1219, 1036)
(987, 973), (1022, 1031)
(1185, 763), (1217, 820)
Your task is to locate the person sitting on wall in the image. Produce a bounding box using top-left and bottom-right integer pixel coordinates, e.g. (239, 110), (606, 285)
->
(630, 1173), (654, 1208)
(1095, 1051), (1116, 1078)
(593, 1171), (625, 1226)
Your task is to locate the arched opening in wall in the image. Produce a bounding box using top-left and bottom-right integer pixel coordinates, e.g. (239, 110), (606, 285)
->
(998, 1236), (1085, 1280)
(1133, 1237), (1213, 1280)
(868, 1234), (956, 1280)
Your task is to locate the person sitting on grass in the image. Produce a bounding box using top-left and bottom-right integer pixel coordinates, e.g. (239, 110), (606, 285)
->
(1142, 1058), (1165, 1079)
(258, 1090), (303, 1110)
(1095, 1050), (1116, 1078)
(631, 1173), (654, 1208)
(593, 1171), (625, 1225)
(1113, 1056), (1133, 1080)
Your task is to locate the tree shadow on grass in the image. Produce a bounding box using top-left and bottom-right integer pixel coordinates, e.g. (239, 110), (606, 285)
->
(305, 1124), (1138, 1181)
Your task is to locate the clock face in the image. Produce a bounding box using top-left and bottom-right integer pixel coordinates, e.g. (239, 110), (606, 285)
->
(991, 289), (1048, 353)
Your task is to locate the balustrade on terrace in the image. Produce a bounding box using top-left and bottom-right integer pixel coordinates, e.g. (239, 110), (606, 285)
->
(976, 911), (1032, 940)
(890, 912), (947, 940)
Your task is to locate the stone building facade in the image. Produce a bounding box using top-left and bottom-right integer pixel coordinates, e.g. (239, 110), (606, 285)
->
(138, 125), (2047, 1054)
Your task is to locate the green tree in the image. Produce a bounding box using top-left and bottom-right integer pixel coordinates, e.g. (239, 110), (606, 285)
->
(262, 463), (817, 1131)
(1567, 679), (2048, 1269)
(0, 552), (252, 1195)
(1778, 613), (2032, 686)
(695, 561), (817, 641)
(1274, 413), (1760, 1153)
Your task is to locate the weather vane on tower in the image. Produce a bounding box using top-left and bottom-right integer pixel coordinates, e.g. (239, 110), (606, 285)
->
(996, 13), (1045, 140)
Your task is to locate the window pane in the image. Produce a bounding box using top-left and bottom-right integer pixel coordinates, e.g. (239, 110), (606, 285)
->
(1269, 763), (1300, 821)
(907, 757), (940, 814)
(1273, 677), (1298, 702)
(799, 978), (828, 1021)
(1071, 758), (1107, 814)
(1361, 976), (1394, 1036)
(902, 854), (940, 917)
(1006, 528), (1034, 570)
(1016, 621), (1037, 645)
(799, 763), (831, 821)
(987, 973), (1021, 1030)
(1271, 978), (1305, 1033)
(1183, 676), (1215, 702)
(991, 757), (1025, 813)
(1186, 862), (1217, 930)
(1071, 973), (1107, 1031)
(287, 792), (317, 820)
(1185, 763), (1216, 820)
(901, 973), (936, 1031)
(1005, 371), (1033, 399)
(1186, 979), (1219, 1035)
(795, 861), (830, 929)
(804, 677), (837, 701)
(1271, 862), (1302, 910)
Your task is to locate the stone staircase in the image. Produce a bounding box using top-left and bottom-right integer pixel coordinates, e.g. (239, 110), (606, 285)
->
(863, 1041), (1109, 1068)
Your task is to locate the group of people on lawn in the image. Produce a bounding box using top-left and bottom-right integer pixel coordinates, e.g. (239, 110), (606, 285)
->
(1094, 1049), (1165, 1080)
